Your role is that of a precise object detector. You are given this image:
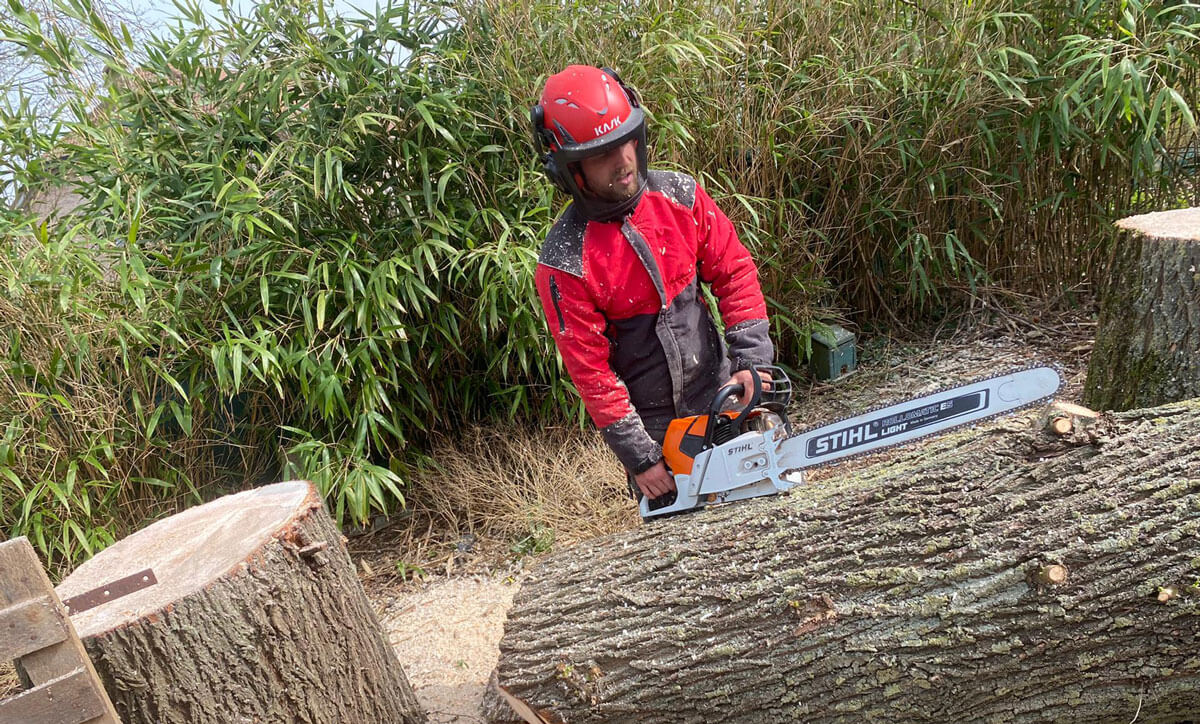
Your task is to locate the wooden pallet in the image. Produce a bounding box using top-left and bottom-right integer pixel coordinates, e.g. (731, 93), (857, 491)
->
(0, 537), (120, 724)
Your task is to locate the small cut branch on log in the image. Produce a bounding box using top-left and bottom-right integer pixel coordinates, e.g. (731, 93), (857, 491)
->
(1039, 401), (1101, 437)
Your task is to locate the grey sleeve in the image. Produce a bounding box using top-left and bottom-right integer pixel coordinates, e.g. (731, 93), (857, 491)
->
(726, 318), (774, 371)
(600, 410), (662, 474)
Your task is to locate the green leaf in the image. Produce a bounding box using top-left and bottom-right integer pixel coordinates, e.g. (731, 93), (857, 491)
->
(1167, 88), (1197, 130)
(145, 404), (165, 439)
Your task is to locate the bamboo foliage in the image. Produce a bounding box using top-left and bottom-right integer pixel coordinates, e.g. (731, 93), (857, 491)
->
(0, 0), (1197, 571)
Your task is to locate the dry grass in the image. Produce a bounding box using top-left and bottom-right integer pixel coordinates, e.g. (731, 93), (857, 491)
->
(0, 660), (18, 698)
(405, 424), (639, 552)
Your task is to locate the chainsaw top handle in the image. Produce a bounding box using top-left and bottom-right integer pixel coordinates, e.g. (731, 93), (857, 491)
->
(703, 371), (761, 448)
(701, 365), (793, 448)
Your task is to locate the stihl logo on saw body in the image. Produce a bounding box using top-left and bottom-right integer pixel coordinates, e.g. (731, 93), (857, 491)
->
(727, 442), (755, 456)
(806, 390), (989, 457)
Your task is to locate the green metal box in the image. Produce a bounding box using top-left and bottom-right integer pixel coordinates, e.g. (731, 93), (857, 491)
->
(809, 325), (856, 381)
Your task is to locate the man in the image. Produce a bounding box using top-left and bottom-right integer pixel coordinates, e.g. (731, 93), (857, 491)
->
(530, 65), (774, 508)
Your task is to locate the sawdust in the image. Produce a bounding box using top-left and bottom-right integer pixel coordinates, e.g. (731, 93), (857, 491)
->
(378, 575), (520, 723)
(366, 305), (1098, 723)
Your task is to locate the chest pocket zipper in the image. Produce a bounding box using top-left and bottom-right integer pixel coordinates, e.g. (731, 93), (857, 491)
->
(549, 275), (566, 333)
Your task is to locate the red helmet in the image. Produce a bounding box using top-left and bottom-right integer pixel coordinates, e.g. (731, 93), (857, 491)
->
(531, 65), (648, 220)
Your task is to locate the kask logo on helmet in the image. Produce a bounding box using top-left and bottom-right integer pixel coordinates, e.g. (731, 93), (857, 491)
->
(593, 116), (623, 137)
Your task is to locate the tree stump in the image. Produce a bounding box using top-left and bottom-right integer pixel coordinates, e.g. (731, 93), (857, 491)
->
(490, 400), (1200, 723)
(55, 481), (426, 724)
(1085, 207), (1200, 411)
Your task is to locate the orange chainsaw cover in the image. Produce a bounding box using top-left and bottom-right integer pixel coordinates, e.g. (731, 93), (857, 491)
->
(663, 415), (706, 475)
(664, 411), (741, 475)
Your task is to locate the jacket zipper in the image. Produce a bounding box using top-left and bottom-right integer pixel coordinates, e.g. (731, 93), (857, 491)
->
(549, 275), (566, 333)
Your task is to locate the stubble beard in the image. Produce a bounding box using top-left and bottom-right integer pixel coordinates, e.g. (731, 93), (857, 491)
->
(596, 166), (639, 202)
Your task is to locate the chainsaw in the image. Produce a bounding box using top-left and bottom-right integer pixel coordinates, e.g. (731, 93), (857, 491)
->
(639, 363), (1061, 519)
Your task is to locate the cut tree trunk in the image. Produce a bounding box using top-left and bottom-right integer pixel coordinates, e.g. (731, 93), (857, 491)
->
(1085, 207), (1200, 411)
(55, 481), (426, 724)
(491, 400), (1200, 723)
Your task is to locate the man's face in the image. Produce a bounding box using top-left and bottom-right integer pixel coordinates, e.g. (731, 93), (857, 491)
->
(578, 139), (639, 202)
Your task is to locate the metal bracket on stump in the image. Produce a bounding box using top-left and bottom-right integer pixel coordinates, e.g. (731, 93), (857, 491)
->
(62, 569), (158, 616)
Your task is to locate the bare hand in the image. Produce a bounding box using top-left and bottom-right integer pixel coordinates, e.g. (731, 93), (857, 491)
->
(725, 369), (772, 407)
(634, 460), (676, 499)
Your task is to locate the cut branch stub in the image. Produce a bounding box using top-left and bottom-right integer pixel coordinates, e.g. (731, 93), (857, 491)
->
(1040, 401), (1101, 437)
(56, 481), (426, 724)
(1085, 208), (1200, 411)
(1037, 564), (1069, 585)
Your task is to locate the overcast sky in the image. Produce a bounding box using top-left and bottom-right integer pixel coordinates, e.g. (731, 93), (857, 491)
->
(3, 0), (398, 112)
(135, 0), (380, 31)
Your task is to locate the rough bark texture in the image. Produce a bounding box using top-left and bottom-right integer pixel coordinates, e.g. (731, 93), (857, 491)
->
(1085, 208), (1200, 411)
(55, 481), (426, 724)
(492, 401), (1200, 723)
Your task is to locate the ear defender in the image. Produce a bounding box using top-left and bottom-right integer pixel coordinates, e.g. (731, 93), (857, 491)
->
(530, 103), (570, 194)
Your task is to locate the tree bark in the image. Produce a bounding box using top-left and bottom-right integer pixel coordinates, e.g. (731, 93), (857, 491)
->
(1085, 207), (1200, 411)
(491, 400), (1200, 723)
(55, 481), (426, 724)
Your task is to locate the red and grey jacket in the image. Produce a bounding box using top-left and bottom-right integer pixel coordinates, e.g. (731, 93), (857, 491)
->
(534, 170), (774, 474)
